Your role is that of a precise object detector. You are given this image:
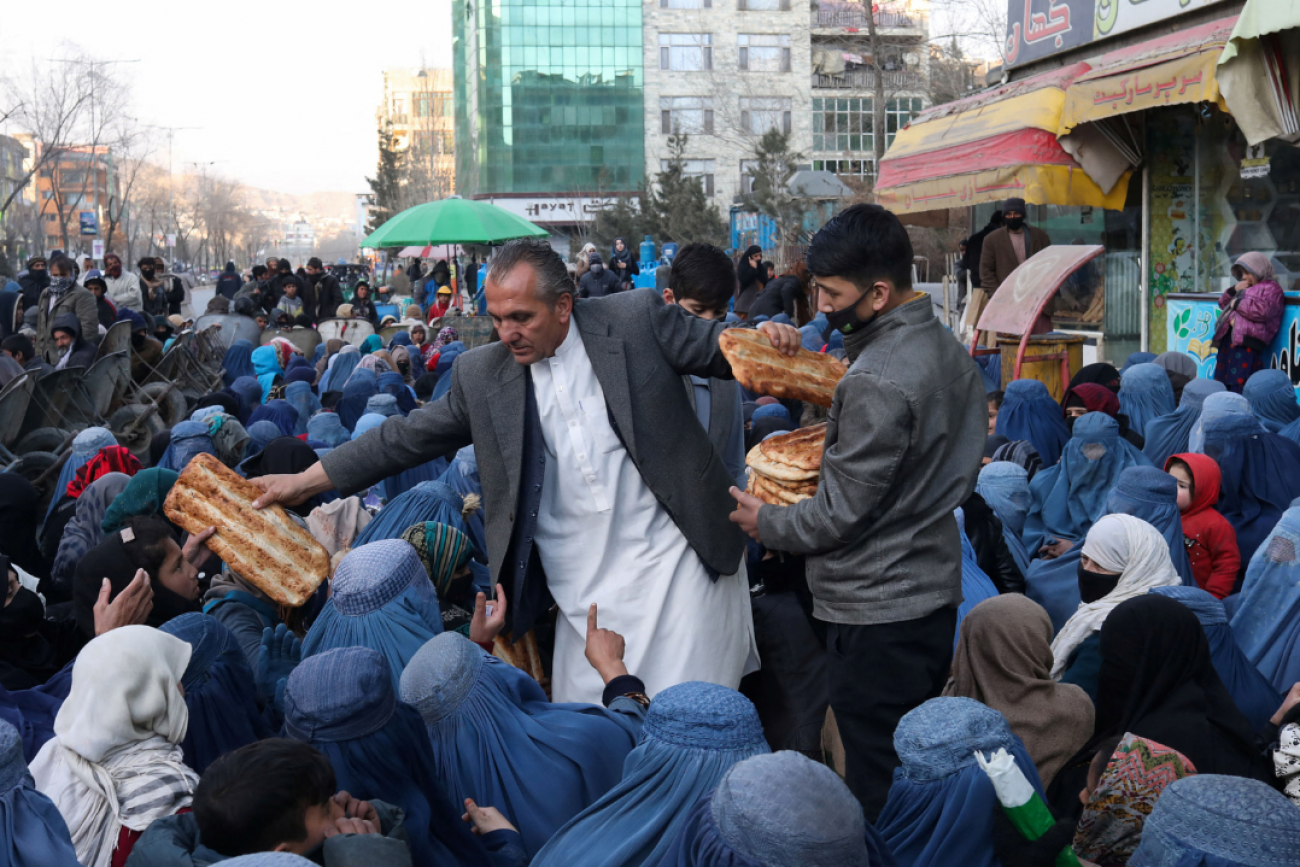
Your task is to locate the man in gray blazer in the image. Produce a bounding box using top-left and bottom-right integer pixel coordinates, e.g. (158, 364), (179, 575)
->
(253, 239), (800, 701)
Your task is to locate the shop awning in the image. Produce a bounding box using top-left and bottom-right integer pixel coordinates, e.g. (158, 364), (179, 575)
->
(1058, 16), (1238, 135)
(1217, 0), (1300, 145)
(876, 63), (1131, 215)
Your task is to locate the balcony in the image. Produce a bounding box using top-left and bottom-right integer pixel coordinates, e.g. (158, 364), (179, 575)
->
(812, 5), (924, 32)
(812, 69), (926, 91)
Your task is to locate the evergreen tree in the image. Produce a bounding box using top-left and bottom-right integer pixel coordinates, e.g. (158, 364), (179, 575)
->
(742, 129), (814, 249)
(365, 126), (405, 236)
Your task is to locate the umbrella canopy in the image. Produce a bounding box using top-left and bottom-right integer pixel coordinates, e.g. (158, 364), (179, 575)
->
(364, 198), (548, 248)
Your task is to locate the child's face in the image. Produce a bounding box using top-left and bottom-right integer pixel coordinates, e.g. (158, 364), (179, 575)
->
(1168, 463), (1194, 511)
(987, 400), (999, 435)
(278, 798), (343, 854)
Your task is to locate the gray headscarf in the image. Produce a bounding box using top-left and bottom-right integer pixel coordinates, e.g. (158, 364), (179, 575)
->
(51, 472), (132, 589)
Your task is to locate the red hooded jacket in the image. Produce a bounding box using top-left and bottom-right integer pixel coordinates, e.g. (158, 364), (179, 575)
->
(1166, 453), (1240, 598)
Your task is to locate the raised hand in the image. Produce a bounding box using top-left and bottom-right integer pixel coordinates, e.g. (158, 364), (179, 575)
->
(585, 603), (629, 684)
(256, 623), (302, 701)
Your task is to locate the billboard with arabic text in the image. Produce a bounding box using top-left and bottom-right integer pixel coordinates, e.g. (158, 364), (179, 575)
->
(1006, 0), (1232, 69)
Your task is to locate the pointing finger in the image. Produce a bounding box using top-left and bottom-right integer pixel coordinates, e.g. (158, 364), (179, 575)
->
(587, 603), (597, 636)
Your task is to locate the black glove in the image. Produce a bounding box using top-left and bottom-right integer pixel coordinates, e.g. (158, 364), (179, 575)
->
(991, 808), (1077, 867)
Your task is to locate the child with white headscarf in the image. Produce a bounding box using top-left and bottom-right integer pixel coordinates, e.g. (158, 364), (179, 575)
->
(1050, 514), (1181, 680)
(29, 626), (197, 867)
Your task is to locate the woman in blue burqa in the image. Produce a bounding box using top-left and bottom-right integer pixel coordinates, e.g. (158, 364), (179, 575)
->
(1202, 412), (1300, 567)
(1231, 503), (1300, 694)
(994, 379), (1070, 468)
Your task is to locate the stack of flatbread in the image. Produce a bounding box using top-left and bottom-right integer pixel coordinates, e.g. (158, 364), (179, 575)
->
(719, 328), (846, 407)
(745, 423), (826, 506)
(163, 453), (330, 606)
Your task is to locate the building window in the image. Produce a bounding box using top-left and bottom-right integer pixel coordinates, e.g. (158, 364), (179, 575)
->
(416, 97), (431, 117)
(659, 34), (713, 71)
(392, 97), (406, 115)
(739, 0), (790, 9)
(813, 158), (874, 179)
(738, 34), (791, 72)
(45, 214), (58, 223)
(740, 159), (759, 194)
(811, 97), (923, 153)
(660, 97), (715, 134)
(660, 0), (711, 7)
(661, 158), (716, 196)
(41, 190), (52, 200)
(740, 97), (793, 135)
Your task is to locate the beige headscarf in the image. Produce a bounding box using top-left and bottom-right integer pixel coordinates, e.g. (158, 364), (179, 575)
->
(944, 594), (1094, 787)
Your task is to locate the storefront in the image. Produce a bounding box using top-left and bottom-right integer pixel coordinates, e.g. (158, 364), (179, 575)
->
(877, 0), (1300, 371)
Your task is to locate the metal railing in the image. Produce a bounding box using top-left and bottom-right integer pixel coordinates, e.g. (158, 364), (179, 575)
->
(811, 70), (925, 90)
(812, 7), (922, 29)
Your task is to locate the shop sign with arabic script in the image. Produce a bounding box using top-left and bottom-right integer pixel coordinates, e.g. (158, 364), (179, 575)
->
(1006, 0), (1231, 69)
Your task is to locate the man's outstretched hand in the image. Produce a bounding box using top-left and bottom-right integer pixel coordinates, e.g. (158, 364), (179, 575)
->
(729, 486), (763, 541)
(585, 603), (629, 684)
(249, 462), (333, 510)
(755, 320), (802, 357)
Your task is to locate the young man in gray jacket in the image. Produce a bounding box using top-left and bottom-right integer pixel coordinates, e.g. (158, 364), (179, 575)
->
(730, 203), (987, 820)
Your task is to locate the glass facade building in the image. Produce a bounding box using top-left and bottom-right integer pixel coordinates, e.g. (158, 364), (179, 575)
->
(453, 0), (645, 197)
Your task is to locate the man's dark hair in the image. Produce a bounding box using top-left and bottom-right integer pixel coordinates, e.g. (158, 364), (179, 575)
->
(307, 257), (323, 270)
(252, 265), (268, 279)
(806, 204), (913, 292)
(194, 739), (336, 856)
(2, 335), (34, 363)
(85, 276), (107, 292)
(138, 257), (156, 269)
(277, 258), (291, 273)
(487, 239), (574, 310)
(987, 390), (1004, 410)
(668, 244), (735, 313)
(48, 256), (76, 277)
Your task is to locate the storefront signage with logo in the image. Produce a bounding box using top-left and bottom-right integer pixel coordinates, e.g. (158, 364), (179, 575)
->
(1007, 0), (1232, 68)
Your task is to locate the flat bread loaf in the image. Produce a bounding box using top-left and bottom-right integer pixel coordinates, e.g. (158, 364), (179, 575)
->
(719, 328), (845, 408)
(163, 453), (329, 607)
(746, 443), (820, 482)
(759, 422), (827, 471)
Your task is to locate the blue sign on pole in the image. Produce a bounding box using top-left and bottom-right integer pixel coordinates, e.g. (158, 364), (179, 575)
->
(79, 211), (98, 236)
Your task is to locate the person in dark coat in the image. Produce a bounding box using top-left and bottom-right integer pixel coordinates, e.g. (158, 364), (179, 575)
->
(214, 262), (243, 299)
(735, 245), (764, 318)
(304, 257), (338, 321)
(350, 282), (380, 326)
(962, 212), (1003, 293)
(979, 198), (1051, 294)
(748, 270), (807, 321)
(48, 313), (97, 370)
(16, 256), (48, 312)
(610, 237), (640, 289)
(84, 276), (117, 330)
(577, 253), (621, 298)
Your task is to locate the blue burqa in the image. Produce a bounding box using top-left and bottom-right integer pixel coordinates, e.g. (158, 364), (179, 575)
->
(1118, 363), (1176, 438)
(351, 414), (447, 503)
(0, 666), (71, 763)
(955, 509), (999, 651)
(246, 400), (298, 438)
(399, 632), (643, 857)
(530, 681), (770, 867)
(220, 339), (256, 387)
(378, 371), (419, 414)
(284, 381), (321, 436)
(250, 344), (282, 405)
(320, 348), (362, 393)
(282, 647), (491, 867)
(47, 427), (117, 520)
(1231, 506), (1300, 694)
(160, 613), (273, 773)
(156, 421), (216, 472)
(354, 481), (485, 559)
(1188, 391), (1251, 454)
(1150, 587), (1280, 733)
(244, 421), (282, 458)
(1242, 368), (1300, 433)
(0, 719), (80, 866)
(975, 462), (1032, 574)
(1120, 351), (1156, 372)
(1021, 412), (1151, 556)
(1141, 378), (1225, 468)
(1203, 413), (1300, 567)
(994, 379), (1070, 468)
(336, 368), (378, 432)
(662, 752), (892, 867)
(1026, 464), (1185, 633)
(876, 697), (1044, 867)
(301, 540), (444, 689)
(227, 377), (263, 424)
(364, 393), (402, 418)
(307, 412), (350, 448)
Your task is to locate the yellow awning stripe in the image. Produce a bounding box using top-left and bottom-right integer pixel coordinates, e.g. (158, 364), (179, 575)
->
(875, 164), (1132, 215)
(886, 89), (1068, 160)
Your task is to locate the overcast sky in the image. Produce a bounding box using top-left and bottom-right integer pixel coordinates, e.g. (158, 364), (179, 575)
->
(1, 0), (454, 195)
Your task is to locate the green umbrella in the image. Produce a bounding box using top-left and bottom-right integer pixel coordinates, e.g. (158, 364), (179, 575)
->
(362, 197), (548, 248)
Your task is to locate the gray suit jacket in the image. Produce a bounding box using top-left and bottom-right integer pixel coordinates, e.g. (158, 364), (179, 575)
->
(321, 289), (747, 614)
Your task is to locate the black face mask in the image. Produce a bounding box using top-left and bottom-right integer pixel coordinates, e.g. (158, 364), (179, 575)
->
(822, 291), (879, 343)
(398, 361), (410, 374)
(1078, 562), (1121, 604)
(131, 332), (147, 349)
(141, 267), (156, 279)
(1005, 217), (1025, 232)
(30, 269), (50, 289)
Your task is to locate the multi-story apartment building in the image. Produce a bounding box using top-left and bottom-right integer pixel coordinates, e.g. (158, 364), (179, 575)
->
(642, 0), (813, 209)
(282, 218), (315, 264)
(808, 0), (930, 181)
(378, 67), (456, 199)
(0, 135), (34, 262)
(15, 136), (115, 256)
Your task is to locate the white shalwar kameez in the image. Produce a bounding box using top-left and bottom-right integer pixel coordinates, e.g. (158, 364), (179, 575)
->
(530, 324), (758, 704)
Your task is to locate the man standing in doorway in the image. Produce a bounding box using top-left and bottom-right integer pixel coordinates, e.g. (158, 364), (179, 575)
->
(978, 197), (1051, 294)
(248, 238), (803, 705)
(730, 204), (986, 820)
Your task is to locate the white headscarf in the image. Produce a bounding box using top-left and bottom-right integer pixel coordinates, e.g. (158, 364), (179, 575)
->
(30, 626), (197, 867)
(1049, 514), (1181, 678)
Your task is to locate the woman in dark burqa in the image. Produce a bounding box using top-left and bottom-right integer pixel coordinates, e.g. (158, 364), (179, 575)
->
(241, 437), (327, 515)
(72, 515), (208, 638)
(193, 391), (240, 419)
(246, 399), (298, 438)
(0, 476), (49, 582)
(1047, 593), (1269, 819)
(735, 245), (765, 319)
(336, 368), (379, 432)
(225, 376), (263, 424)
(219, 339), (256, 388)
(0, 554), (86, 691)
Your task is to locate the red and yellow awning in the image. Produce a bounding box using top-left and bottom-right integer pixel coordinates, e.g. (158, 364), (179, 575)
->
(876, 63), (1131, 215)
(1058, 16), (1237, 135)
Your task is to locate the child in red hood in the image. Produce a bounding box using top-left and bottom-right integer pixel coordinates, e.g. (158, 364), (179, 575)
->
(1165, 453), (1240, 598)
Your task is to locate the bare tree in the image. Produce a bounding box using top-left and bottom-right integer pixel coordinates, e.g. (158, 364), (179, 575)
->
(102, 123), (158, 257)
(929, 0), (1008, 72)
